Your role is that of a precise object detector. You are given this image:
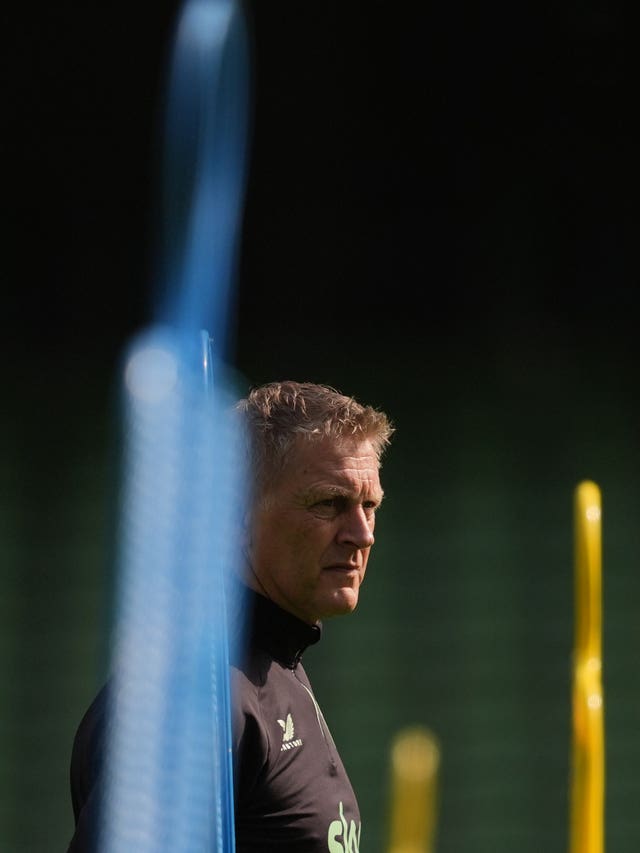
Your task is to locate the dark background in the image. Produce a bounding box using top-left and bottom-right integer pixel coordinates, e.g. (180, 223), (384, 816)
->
(2, 2), (639, 851)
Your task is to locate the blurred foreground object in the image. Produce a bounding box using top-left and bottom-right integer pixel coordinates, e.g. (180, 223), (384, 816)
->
(97, 0), (251, 850)
(387, 726), (441, 853)
(569, 480), (604, 853)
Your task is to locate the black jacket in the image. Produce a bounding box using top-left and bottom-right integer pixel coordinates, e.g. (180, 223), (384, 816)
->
(231, 589), (361, 852)
(67, 588), (361, 852)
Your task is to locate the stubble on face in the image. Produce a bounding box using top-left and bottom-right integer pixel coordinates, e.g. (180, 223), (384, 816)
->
(246, 436), (384, 624)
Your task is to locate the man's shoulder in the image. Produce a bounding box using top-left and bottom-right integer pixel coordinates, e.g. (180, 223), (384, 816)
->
(230, 646), (299, 728)
(230, 643), (272, 700)
(69, 680), (111, 826)
(72, 682), (110, 755)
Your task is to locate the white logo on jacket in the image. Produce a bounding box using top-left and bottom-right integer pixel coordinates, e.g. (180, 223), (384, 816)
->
(277, 713), (303, 751)
(328, 801), (361, 852)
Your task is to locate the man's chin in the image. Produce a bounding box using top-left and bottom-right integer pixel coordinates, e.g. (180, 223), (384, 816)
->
(321, 587), (360, 619)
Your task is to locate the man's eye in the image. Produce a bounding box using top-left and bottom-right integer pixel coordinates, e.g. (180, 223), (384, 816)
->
(312, 498), (344, 513)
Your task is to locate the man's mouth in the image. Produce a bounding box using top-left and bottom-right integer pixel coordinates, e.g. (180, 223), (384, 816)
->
(324, 563), (358, 573)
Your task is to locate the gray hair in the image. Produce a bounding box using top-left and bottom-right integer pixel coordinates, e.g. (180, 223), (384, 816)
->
(235, 380), (394, 498)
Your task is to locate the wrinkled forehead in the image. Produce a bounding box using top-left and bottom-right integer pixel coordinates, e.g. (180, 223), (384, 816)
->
(282, 435), (383, 493)
(286, 432), (379, 466)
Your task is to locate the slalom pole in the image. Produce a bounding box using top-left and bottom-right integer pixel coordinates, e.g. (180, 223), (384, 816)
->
(98, 2), (251, 850)
(387, 726), (441, 853)
(569, 480), (604, 853)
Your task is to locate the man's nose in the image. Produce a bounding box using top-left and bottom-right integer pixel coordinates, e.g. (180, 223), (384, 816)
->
(337, 506), (375, 549)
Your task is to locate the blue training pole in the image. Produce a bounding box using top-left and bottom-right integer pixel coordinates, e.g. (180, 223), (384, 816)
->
(99, 1), (251, 850)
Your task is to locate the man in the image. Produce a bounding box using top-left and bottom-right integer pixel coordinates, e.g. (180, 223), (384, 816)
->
(67, 380), (394, 852)
(230, 381), (393, 852)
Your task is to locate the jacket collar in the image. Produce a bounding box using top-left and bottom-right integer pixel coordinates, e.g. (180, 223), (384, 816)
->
(244, 585), (322, 668)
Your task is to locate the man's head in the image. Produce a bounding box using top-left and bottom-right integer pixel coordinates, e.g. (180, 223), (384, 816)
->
(235, 381), (394, 624)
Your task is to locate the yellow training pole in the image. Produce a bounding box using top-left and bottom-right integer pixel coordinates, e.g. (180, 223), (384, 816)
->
(569, 480), (604, 853)
(387, 726), (440, 853)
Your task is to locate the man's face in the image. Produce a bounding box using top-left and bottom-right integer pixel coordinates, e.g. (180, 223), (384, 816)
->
(247, 436), (384, 624)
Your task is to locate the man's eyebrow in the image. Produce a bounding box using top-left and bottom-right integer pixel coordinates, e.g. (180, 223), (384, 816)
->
(310, 485), (385, 503)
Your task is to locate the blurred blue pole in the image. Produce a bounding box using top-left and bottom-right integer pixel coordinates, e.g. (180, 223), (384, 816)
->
(99, 1), (251, 850)
(158, 0), (250, 348)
